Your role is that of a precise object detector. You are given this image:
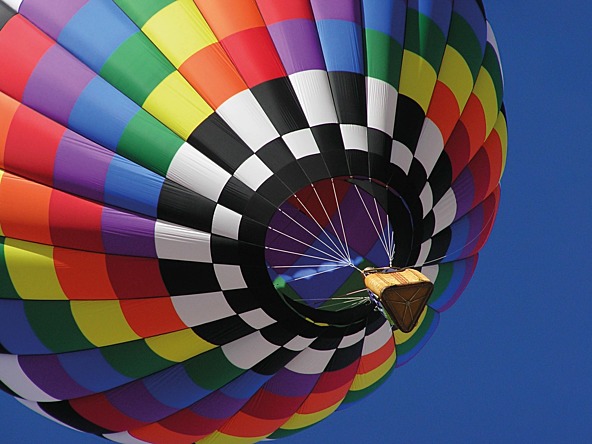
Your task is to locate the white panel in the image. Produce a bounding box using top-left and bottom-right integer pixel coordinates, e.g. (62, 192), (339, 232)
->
(419, 183), (433, 218)
(282, 128), (321, 159)
(366, 77), (398, 135)
(155, 221), (212, 262)
(223, 331), (280, 369)
(338, 328), (366, 349)
(0, 355), (57, 401)
(172, 292), (235, 327)
(233, 155), (274, 190)
(414, 239), (432, 267)
(211, 205), (242, 239)
(217, 90), (279, 151)
(104, 432), (152, 444)
(414, 118), (444, 176)
(341, 124), (368, 152)
(214, 264), (247, 290)
(284, 335), (316, 352)
(289, 70), (338, 126)
(167, 143), (230, 201)
(4, 0), (23, 11)
(285, 347), (335, 374)
(419, 264), (439, 284)
(432, 188), (457, 235)
(361, 320), (392, 356)
(390, 140), (413, 174)
(240, 308), (276, 330)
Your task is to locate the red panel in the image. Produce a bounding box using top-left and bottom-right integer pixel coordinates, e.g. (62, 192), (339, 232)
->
(298, 383), (349, 414)
(0, 93), (19, 166)
(53, 247), (118, 300)
(129, 422), (200, 444)
(482, 128), (504, 196)
(71, 393), (147, 432)
(444, 121), (470, 181)
(0, 16), (53, 101)
(312, 359), (359, 393)
(49, 190), (104, 252)
(120, 297), (186, 338)
(459, 93), (486, 160)
(257, 0), (315, 24)
(4, 105), (64, 185)
(357, 338), (394, 375)
(220, 411), (285, 437)
(221, 27), (286, 88)
(241, 389), (306, 419)
(160, 409), (224, 435)
(470, 186), (500, 255)
(0, 172), (52, 244)
(426, 81), (460, 143)
(106, 255), (169, 299)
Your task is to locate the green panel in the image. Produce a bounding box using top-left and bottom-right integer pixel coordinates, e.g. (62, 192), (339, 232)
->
(117, 111), (182, 176)
(319, 258), (374, 312)
(428, 263), (454, 307)
(113, 0), (175, 28)
(447, 13), (483, 81)
(24, 301), (94, 353)
(100, 32), (175, 105)
(184, 347), (244, 391)
(482, 44), (504, 109)
(365, 29), (403, 88)
(0, 238), (19, 300)
(340, 363), (394, 405)
(101, 339), (174, 379)
(395, 307), (436, 356)
(404, 10), (447, 73)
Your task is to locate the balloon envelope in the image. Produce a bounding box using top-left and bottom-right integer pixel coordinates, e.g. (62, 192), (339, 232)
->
(0, 0), (506, 442)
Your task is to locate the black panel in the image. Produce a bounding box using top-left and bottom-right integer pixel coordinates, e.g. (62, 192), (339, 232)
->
(275, 161), (313, 194)
(159, 260), (219, 296)
(188, 114), (252, 173)
(256, 175), (292, 207)
(312, 124), (350, 177)
(310, 335), (342, 351)
(327, 72), (366, 126)
(421, 211), (436, 243)
(260, 323), (297, 347)
(325, 341), (363, 371)
(0, 3), (15, 30)
(393, 95), (425, 153)
(192, 316), (256, 346)
(253, 348), (299, 375)
(218, 177), (255, 215)
(257, 140), (310, 193)
(40, 401), (113, 435)
(426, 228), (452, 264)
(428, 152), (453, 203)
(157, 179), (215, 231)
(210, 235), (241, 265)
(297, 154), (331, 183)
(408, 158), (428, 194)
(241, 192), (277, 224)
(0, 380), (17, 397)
(238, 216), (267, 246)
(347, 150), (370, 179)
(365, 310), (387, 335)
(251, 77), (309, 135)
(224, 288), (262, 313)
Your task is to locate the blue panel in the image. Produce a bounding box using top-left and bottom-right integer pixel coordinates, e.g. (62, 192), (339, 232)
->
(408, 0), (453, 35)
(453, 0), (487, 52)
(143, 364), (211, 409)
(0, 300), (51, 354)
(220, 370), (272, 399)
(445, 206), (482, 262)
(395, 309), (440, 367)
(429, 260), (467, 312)
(68, 77), (138, 151)
(58, 348), (133, 393)
(362, 0), (407, 43)
(58, 0), (137, 72)
(104, 155), (163, 217)
(316, 20), (364, 73)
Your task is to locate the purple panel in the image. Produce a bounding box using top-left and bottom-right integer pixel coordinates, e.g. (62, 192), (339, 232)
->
(310, 0), (361, 22)
(191, 391), (247, 419)
(452, 167), (476, 221)
(268, 19), (325, 75)
(106, 381), (176, 423)
(101, 207), (156, 257)
(22, 45), (94, 126)
(458, 204), (485, 259)
(20, 0), (89, 40)
(262, 368), (320, 397)
(19, 354), (93, 399)
(53, 129), (112, 202)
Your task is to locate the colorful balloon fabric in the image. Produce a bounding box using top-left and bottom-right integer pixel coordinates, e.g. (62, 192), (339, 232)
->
(0, 0), (506, 442)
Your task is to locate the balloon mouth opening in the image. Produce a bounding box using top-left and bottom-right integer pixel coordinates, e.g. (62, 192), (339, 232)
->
(264, 177), (397, 320)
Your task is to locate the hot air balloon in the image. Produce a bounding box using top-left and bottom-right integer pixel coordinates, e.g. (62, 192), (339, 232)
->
(0, 0), (506, 442)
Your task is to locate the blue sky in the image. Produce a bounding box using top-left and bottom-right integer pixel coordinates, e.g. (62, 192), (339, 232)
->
(2, 1), (592, 443)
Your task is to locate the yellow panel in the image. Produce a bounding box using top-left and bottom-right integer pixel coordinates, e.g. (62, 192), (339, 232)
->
(393, 305), (429, 344)
(349, 350), (396, 391)
(437, 46), (474, 111)
(143, 71), (212, 139)
(399, 50), (438, 114)
(4, 238), (67, 300)
(472, 67), (499, 136)
(200, 432), (264, 444)
(145, 328), (216, 362)
(494, 111), (508, 176)
(71, 300), (140, 347)
(281, 403), (340, 430)
(142, 0), (217, 67)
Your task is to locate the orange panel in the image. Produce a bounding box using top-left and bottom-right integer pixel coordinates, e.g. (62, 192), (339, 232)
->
(53, 247), (117, 300)
(298, 384), (350, 414)
(426, 81), (460, 143)
(0, 172), (51, 244)
(120, 297), (186, 338)
(194, 0), (265, 39)
(131, 422), (202, 444)
(0, 93), (19, 166)
(179, 42), (247, 109)
(357, 339), (395, 375)
(220, 411), (285, 437)
(459, 94), (486, 160)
